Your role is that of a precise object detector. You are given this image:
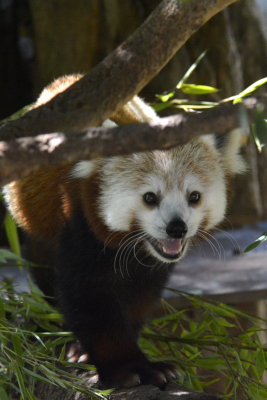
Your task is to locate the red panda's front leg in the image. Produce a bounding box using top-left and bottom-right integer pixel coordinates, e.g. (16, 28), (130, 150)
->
(56, 211), (177, 388)
(57, 254), (176, 388)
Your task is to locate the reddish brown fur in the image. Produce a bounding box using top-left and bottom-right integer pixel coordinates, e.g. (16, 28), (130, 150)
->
(6, 73), (147, 245)
(7, 165), (73, 241)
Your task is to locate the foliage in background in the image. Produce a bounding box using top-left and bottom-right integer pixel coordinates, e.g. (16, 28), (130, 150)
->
(154, 51), (267, 113)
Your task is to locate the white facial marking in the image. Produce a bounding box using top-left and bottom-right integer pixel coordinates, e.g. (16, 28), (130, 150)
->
(98, 139), (230, 263)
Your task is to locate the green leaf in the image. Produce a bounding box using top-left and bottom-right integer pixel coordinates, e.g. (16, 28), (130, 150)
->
(22, 367), (55, 386)
(0, 103), (33, 126)
(0, 249), (23, 264)
(0, 385), (9, 400)
(234, 77), (267, 103)
(15, 366), (28, 399)
(12, 333), (23, 358)
(247, 384), (267, 400)
(3, 213), (21, 258)
(58, 343), (66, 362)
(255, 348), (266, 380)
(223, 77), (267, 104)
(243, 232), (267, 252)
(216, 317), (235, 328)
(177, 50), (207, 88)
(252, 110), (267, 152)
(156, 91), (175, 102)
(0, 298), (6, 320)
(180, 83), (219, 95)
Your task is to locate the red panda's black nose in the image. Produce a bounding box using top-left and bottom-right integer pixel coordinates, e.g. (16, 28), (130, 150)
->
(166, 218), (188, 239)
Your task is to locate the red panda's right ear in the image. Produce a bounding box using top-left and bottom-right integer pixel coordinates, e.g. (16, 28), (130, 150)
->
(69, 117), (117, 180)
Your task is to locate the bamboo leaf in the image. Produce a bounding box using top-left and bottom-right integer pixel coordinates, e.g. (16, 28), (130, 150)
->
(0, 385), (9, 400)
(252, 110), (267, 152)
(243, 232), (267, 252)
(255, 348), (266, 380)
(156, 91), (175, 102)
(3, 213), (21, 258)
(223, 77), (267, 103)
(177, 51), (207, 88)
(180, 83), (219, 95)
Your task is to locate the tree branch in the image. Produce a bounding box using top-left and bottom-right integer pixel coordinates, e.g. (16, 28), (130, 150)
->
(0, 0), (239, 140)
(33, 371), (222, 400)
(0, 96), (265, 185)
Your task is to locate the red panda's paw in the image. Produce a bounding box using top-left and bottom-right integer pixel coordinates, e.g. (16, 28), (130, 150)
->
(99, 361), (178, 388)
(67, 341), (90, 364)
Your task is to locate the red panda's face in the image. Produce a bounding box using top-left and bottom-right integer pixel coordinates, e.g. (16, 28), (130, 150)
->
(71, 132), (244, 265)
(97, 138), (227, 264)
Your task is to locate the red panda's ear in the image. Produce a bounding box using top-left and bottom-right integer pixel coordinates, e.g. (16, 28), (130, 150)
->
(219, 129), (247, 176)
(70, 160), (99, 180)
(36, 74), (83, 107)
(199, 131), (246, 177)
(111, 96), (160, 125)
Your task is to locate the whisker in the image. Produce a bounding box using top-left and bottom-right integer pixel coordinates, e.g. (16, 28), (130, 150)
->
(113, 230), (144, 277)
(125, 234), (147, 275)
(206, 231), (227, 262)
(118, 236), (138, 279)
(198, 229), (225, 261)
(122, 232), (148, 277)
(103, 231), (120, 252)
(213, 227), (241, 255)
(104, 228), (142, 251)
(132, 237), (158, 269)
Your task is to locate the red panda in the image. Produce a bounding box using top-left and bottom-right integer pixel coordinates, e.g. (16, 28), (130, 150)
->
(3, 75), (245, 388)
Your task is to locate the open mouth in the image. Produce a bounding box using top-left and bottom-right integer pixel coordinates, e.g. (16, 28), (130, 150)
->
(147, 237), (186, 261)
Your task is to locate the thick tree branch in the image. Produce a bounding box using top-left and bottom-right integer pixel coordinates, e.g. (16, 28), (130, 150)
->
(0, 0), (239, 140)
(33, 372), (222, 400)
(0, 97), (265, 185)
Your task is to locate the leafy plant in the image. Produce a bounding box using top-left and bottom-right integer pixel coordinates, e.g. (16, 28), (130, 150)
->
(0, 275), (111, 400)
(141, 291), (267, 400)
(1, 243), (267, 399)
(0, 216), (110, 399)
(154, 52), (267, 113)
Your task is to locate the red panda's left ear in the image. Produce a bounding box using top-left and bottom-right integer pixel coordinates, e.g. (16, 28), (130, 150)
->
(220, 129), (247, 176)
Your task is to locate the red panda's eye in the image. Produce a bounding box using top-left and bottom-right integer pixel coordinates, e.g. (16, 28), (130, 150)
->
(188, 191), (201, 205)
(143, 192), (158, 206)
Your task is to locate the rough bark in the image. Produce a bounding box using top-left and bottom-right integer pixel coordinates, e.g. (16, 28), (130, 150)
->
(0, 0), (239, 141)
